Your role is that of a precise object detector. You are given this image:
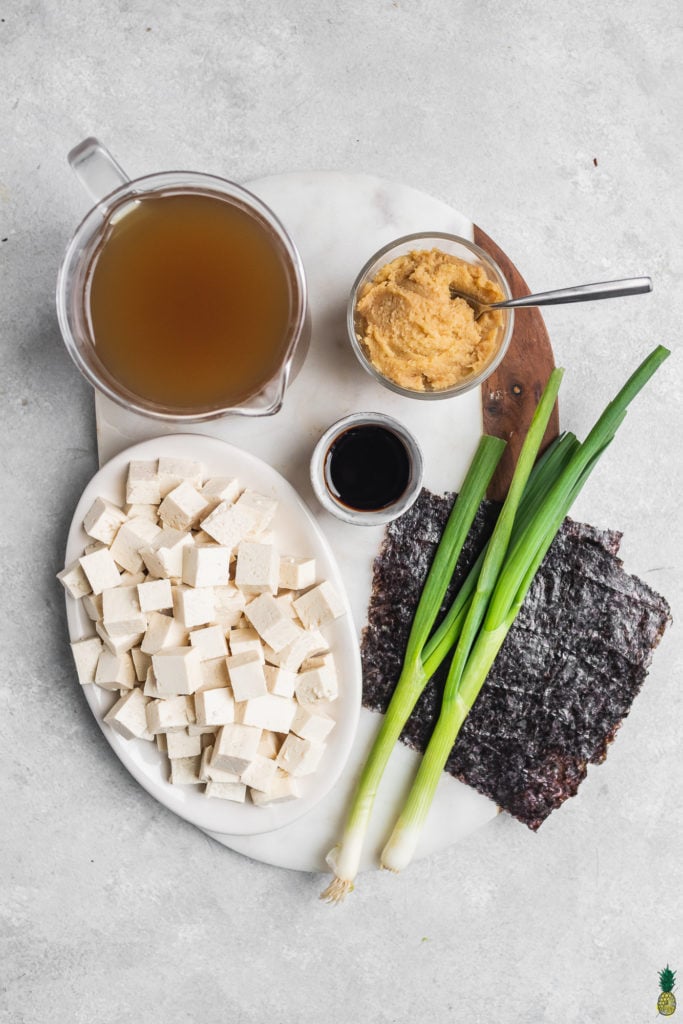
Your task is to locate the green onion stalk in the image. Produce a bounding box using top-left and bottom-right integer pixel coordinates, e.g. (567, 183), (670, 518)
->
(380, 345), (670, 873)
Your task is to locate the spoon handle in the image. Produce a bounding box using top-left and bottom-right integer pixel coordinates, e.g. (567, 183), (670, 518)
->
(492, 276), (652, 310)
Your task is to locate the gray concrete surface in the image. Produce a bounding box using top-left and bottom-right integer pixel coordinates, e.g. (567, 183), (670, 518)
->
(1, 1), (681, 1022)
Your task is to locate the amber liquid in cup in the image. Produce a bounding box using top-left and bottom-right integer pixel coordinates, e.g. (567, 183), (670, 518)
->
(85, 191), (292, 411)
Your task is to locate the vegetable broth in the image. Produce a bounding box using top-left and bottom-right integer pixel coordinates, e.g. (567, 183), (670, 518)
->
(86, 191), (292, 410)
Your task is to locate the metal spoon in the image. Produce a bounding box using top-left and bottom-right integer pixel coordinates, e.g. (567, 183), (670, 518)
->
(450, 276), (652, 320)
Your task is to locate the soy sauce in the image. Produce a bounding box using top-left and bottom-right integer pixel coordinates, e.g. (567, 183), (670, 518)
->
(325, 425), (411, 511)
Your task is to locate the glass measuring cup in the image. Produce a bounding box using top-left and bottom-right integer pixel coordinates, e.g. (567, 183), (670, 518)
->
(56, 138), (310, 420)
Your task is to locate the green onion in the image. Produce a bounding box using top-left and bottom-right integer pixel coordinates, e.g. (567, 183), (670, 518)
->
(320, 434), (506, 904)
(380, 345), (669, 873)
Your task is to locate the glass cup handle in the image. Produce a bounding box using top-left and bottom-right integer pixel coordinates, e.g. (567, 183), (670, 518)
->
(68, 137), (131, 212)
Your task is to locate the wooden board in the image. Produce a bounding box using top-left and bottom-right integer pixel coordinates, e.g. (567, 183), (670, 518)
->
(474, 225), (560, 501)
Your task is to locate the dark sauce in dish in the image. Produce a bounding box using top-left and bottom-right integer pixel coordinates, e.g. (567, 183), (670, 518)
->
(324, 425), (411, 511)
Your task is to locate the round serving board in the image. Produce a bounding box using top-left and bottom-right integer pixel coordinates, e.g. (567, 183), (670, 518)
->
(93, 171), (557, 872)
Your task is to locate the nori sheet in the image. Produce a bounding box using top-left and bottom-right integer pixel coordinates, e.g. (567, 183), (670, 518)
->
(361, 489), (671, 829)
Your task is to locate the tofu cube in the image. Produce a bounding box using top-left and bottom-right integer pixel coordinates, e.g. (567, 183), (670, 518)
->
(96, 620), (144, 655)
(131, 646), (152, 683)
(251, 772), (301, 805)
(159, 481), (209, 531)
(78, 548), (121, 596)
(228, 627), (264, 661)
(118, 571), (147, 587)
(290, 704), (335, 743)
(211, 723), (262, 774)
(124, 503), (159, 522)
(143, 665), (162, 698)
(199, 744), (241, 783)
(137, 578), (173, 613)
(172, 584), (215, 628)
(95, 649), (136, 691)
(240, 755), (278, 792)
(102, 585), (147, 637)
(205, 780), (247, 801)
(276, 734), (326, 777)
(157, 457), (203, 498)
(236, 489), (278, 534)
(165, 730), (203, 759)
(234, 541), (279, 595)
(169, 754), (202, 785)
(295, 664), (338, 705)
(182, 544), (231, 588)
(152, 646), (203, 696)
(244, 593), (302, 652)
(196, 656), (230, 692)
(267, 629), (328, 672)
(264, 664), (297, 699)
(57, 560), (93, 600)
(83, 497), (127, 546)
(70, 635), (104, 684)
(140, 528), (194, 579)
(239, 694), (296, 734)
(212, 585), (246, 628)
(146, 696), (191, 734)
(141, 611), (188, 654)
(200, 477), (241, 513)
(200, 501), (256, 550)
(189, 624), (228, 660)
(103, 687), (151, 740)
(279, 556), (316, 592)
(126, 460), (161, 505)
(227, 651), (267, 701)
(82, 592), (103, 622)
(257, 730), (282, 759)
(109, 517), (162, 574)
(194, 687), (235, 727)
(274, 592), (297, 618)
(293, 581), (345, 629)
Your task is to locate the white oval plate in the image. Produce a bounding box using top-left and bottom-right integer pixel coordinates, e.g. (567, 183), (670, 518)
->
(63, 433), (362, 836)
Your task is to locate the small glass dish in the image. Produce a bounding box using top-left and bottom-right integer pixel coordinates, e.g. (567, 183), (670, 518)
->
(310, 412), (423, 526)
(347, 232), (514, 400)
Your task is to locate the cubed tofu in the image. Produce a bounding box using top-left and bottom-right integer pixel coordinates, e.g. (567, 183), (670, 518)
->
(200, 501), (255, 550)
(267, 629), (328, 672)
(236, 489), (278, 534)
(126, 460), (161, 505)
(200, 477), (241, 514)
(157, 457), (203, 498)
(165, 730), (203, 759)
(276, 734), (326, 777)
(244, 593), (301, 652)
(199, 744), (241, 783)
(228, 627), (264, 661)
(124, 503), (159, 522)
(194, 686), (235, 727)
(173, 584), (215, 629)
(264, 664), (297, 699)
(212, 585), (246, 628)
(95, 621), (144, 656)
(182, 544), (231, 588)
(152, 646), (203, 696)
(82, 592), (103, 622)
(257, 730), (282, 759)
(159, 481), (209, 531)
(279, 556), (316, 592)
(70, 635), (104, 685)
(109, 517), (162, 574)
(103, 687), (152, 740)
(240, 755), (278, 792)
(102, 585), (147, 637)
(189, 624), (228, 660)
(141, 611), (188, 654)
(95, 649), (136, 691)
(131, 646), (152, 683)
(239, 694), (296, 734)
(234, 541), (279, 595)
(57, 560), (93, 600)
(273, 592), (297, 619)
(169, 754), (202, 785)
(79, 548), (121, 595)
(83, 496), (127, 546)
(250, 771), (301, 805)
(205, 779), (247, 801)
(143, 665), (162, 698)
(196, 656), (230, 692)
(118, 570), (147, 587)
(146, 696), (191, 734)
(227, 651), (267, 701)
(211, 723), (262, 774)
(290, 704), (335, 743)
(140, 528), (194, 579)
(292, 581), (345, 629)
(137, 578), (173, 613)
(295, 664), (338, 705)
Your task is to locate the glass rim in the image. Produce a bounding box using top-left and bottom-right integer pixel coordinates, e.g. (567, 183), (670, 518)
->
(346, 231), (514, 401)
(56, 170), (309, 422)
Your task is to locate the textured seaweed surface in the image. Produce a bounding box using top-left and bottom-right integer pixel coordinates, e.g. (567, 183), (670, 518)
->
(361, 490), (672, 829)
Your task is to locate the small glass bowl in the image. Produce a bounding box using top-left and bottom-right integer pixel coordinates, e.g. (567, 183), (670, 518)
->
(347, 232), (514, 400)
(310, 412), (423, 526)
